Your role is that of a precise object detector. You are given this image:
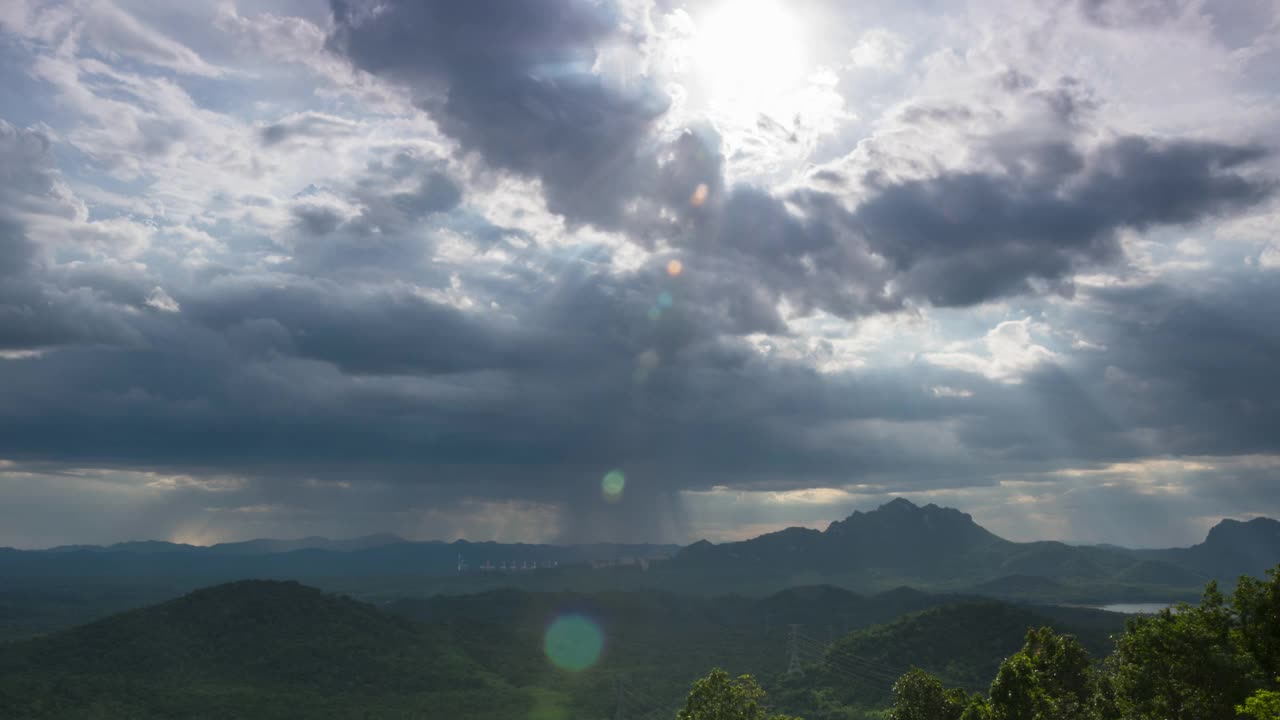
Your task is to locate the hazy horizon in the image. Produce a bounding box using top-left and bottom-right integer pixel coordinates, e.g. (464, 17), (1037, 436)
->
(0, 495), (1260, 551)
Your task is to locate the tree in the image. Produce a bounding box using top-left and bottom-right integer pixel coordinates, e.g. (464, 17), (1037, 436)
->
(1239, 684), (1280, 720)
(1233, 568), (1280, 682)
(1110, 581), (1256, 720)
(887, 668), (966, 720)
(987, 627), (1094, 720)
(959, 696), (993, 720)
(676, 668), (800, 720)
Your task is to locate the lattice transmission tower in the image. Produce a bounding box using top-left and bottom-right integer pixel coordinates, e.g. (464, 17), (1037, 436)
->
(786, 624), (804, 676)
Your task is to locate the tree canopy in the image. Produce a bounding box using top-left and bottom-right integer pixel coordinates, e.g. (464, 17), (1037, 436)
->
(887, 567), (1280, 720)
(678, 669), (799, 720)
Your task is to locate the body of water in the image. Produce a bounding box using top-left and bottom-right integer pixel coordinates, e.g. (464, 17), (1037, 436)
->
(1098, 602), (1176, 614)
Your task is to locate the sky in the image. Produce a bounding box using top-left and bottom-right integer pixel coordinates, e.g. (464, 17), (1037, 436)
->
(0, 0), (1278, 549)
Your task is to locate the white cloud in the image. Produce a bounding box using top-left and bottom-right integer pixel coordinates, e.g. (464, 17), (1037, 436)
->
(931, 385), (974, 398)
(923, 317), (1058, 383)
(144, 285), (179, 312)
(848, 28), (908, 69)
(81, 0), (226, 77)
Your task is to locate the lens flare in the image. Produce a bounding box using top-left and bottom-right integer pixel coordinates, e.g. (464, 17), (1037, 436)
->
(543, 614), (604, 672)
(602, 469), (626, 502)
(667, 259), (684, 276)
(690, 183), (709, 207)
(634, 350), (659, 384)
(658, 291), (673, 308)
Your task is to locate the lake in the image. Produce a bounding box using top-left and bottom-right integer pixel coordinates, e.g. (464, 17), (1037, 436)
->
(1098, 602), (1177, 614)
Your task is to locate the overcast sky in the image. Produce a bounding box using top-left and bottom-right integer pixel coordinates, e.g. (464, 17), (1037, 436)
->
(1, 0), (1278, 549)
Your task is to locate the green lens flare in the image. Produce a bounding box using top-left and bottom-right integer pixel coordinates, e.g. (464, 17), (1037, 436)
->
(543, 614), (604, 672)
(601, 469), (625, 501)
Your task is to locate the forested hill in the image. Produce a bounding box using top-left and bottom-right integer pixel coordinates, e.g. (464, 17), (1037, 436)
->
(775, 601), (1124, 715)
(0, 579), (1129, 720)
(0, 581), (536, 720)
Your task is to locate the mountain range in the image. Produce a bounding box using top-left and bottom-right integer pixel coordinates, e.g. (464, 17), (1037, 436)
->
(2, 499), (1277, 604)
(667, 498), (1279, 597)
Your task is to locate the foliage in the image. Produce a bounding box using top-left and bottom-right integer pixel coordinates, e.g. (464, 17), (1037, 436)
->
(886, 668), (966, 720)
(987, 628), (1093, 720)
(1107, 582), (1258, 719)
(5, 564), (1280, 720)
(0, 581), (533, 719)
(879, 566), (1280, 720)
(1234, 568), (1280, 680)
(1238, 684), (1280, 720)
(677, 669), (799, 720)
(787, 600), (1122, 716)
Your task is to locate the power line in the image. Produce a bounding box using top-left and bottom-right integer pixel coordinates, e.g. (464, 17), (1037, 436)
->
(795, 644), (902, 686)
(621, 683), (673, 720)
(793, 633), (909, 684)
(795, 630), (969, 689)
(615, 674), (626, 720)
(812, 646), (906, 681)
(788, 638), (901, 681)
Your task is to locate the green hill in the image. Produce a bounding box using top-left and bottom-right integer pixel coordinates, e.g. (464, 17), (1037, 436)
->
(0, 581), (539, 720)
(0, 580), (1133, 720)
(774, 600), (1125, 718)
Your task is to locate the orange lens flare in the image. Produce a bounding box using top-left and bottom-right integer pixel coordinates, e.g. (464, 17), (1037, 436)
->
(690, 183), (709, 207)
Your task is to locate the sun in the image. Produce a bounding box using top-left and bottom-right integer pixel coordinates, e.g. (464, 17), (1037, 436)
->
(691, 0), (807, 114)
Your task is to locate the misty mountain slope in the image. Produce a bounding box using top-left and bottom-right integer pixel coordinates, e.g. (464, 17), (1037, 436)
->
(1141, 517), (1280, 579)
(776, 601), (1126, 714)
(391, 584), (965, 640)
(667, 498), (1277, 597)
(0, 538), (679, 581)
(0, 581), (535, 720)
(388, 584), (984, 713)
(0, 499), (1274, 623)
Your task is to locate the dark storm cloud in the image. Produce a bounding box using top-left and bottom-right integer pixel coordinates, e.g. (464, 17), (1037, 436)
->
(851, 136), (1271, 307)
(182, 279), (519, 375)
(0, 121), (149, 351)
(0, 218), (32, 272)
(326, 0), (658, 220)
(628, 131), (1271, 326)
(9, 99), (1272, 535)
(326, 0), (725, 239)
(326, 1), (1272, 321)
(681, 186), (893, 321)
(285, 147), (463, 274)
(0, 242), (996, 506)
(6, 0), (1280, 548)
(1071, 275), (1280, 458)
(351, 148), (463, 219)
(325, 0), (1276, 324)
(939, 272), (1280, 474)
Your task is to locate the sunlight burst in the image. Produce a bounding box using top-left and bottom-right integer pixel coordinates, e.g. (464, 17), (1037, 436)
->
(692, 0), (807, 113)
